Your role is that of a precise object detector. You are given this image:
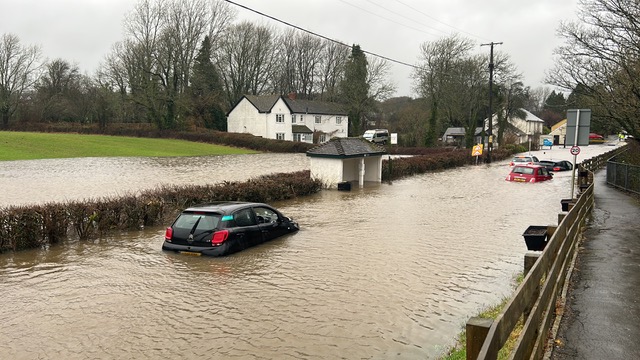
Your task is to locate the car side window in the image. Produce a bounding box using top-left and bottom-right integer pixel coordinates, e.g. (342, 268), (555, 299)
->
(234, 208), (256, 227)
(253, 207), (278, 224)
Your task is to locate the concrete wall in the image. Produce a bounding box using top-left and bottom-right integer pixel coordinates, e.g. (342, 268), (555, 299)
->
(311, 156), (383, 188)
(310, 157), (343, 187)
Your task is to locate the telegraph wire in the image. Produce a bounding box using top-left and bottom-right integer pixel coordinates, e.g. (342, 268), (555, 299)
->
(223, 0), (420, 70)
(362, 0), (452, 37)
(339, 0), (446, 38)
(393, 0), (490, 41)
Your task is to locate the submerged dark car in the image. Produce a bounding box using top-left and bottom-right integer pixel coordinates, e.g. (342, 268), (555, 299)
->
(162, 202), (299, 256)
(537, 160), (573, 172)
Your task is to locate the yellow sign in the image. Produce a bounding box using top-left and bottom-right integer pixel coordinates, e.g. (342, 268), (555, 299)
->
(472, 144), (483, 156)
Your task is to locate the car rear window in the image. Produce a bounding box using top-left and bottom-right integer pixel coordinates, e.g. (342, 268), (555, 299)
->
(173, 212), (221, 232)
(512, 166), (534, 175)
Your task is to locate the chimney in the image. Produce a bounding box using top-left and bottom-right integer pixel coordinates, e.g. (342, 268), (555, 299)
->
(288, 92), (297, 100)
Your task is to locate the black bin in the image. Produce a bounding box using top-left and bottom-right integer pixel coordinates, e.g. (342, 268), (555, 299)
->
(337, 181), (351, 191)
(523, 225), (548, 251)
(561, 198), (574, 212)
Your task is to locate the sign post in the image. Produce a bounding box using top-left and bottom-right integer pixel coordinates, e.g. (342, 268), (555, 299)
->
(566, 109), (591, 198)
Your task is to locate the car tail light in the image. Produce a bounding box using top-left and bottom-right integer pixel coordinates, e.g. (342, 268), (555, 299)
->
(509, 162), (514, 166)
(211, 230), (229, 245)
(164, 227), (173, 241)
(553, 167), (561, 171)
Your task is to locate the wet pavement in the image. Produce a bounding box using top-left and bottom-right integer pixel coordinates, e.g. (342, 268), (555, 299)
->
(550, 170), (640, 359)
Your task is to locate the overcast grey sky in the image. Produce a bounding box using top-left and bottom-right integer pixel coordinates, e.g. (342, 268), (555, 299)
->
(0, 0), (578, 98)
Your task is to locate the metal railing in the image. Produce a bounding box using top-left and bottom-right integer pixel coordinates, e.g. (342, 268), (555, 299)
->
(606, 161), (640, 195)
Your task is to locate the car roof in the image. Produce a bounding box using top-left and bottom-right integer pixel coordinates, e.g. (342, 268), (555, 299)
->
(512, 164), (544, 169)
(182, 201), (270, 214)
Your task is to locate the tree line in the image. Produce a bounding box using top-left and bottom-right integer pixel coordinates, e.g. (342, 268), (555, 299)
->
(1, 0), (634, 148)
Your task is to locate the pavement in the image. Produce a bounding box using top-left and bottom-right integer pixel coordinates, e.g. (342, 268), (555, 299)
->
(549, 169), (640, 359)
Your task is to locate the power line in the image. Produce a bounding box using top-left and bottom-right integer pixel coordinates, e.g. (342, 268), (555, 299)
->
(223, 0), (419, 70)
(340, 0), (448, 38)
(393, 0), (490, 42)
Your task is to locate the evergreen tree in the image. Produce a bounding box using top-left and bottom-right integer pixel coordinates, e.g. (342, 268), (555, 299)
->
(340, 45), (370, 136)
(190, 36), (226, 130)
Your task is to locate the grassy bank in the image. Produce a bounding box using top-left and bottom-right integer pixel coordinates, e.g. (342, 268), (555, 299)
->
(0, 131), (257, 161)
(441, 273), (525, 360)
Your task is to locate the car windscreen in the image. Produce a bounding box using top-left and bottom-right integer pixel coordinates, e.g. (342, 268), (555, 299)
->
(173, 212), (221, 234)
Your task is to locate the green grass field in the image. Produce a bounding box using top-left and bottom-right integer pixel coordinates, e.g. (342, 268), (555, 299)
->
(0, 131), (257, 161)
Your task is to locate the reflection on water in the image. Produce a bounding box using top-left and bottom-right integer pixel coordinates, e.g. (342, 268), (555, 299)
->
(0, 146), (617, 359)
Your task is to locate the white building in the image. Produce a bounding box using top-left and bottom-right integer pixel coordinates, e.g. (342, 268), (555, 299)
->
(484, 108), (545, 145)
(227, 94), (349, 143)
(306, 137), (387, 189)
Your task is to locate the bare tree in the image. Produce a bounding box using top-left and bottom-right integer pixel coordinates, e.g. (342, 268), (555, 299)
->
(215, 21), (279, 106)
(414, 34), (477, 146)
(317, 41), (349, 102)
(366, 57), (396, 103)
(0, 33), (42, 127)
(102, 0), (234, 128)
(548, 0), (640, 138)
(36, 59), (82, 122)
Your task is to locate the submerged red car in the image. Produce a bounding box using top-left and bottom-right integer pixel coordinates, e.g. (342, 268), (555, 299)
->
(506, 164), (553, 183)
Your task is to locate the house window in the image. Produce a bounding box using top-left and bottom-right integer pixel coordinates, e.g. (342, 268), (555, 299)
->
(276, 114), (284, 123)
(319, 134), (327, 143)
(291, 114), (297, 124)
(336, 116), (342, 125)
(293, 133), (304, 142)
(315, 115), (321, 124)
(299, 115), (304, 123)
(276, 133), (285, 140)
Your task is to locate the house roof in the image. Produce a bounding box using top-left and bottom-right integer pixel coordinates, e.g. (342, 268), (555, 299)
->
(292, 125), (313, 133)
(282, 97), (347, 116)
(234, 94), (347, 116)
(520, 109), (545, 123)
(551, 119), (567, 132)
(243, 95), (280, 113)
(443, 127), (483, 137)
(306, 137), (387, 159)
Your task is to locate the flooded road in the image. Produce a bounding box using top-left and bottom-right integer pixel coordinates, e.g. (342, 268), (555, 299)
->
(0, 144), (622, 359)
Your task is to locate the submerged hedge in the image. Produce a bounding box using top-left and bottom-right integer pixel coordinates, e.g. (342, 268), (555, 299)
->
(0, 171), (321, 252)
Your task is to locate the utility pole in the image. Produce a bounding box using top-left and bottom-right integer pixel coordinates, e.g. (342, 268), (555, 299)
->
(481, 41), (502, 164)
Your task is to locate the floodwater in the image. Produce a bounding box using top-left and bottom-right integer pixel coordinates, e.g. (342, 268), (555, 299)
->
(0, 143), (622, 359)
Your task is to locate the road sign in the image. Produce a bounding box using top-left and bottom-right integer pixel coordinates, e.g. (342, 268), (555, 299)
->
(566, 109), (591, 146)
(472, 144), (483, 156)
(570, 146), (580, 155)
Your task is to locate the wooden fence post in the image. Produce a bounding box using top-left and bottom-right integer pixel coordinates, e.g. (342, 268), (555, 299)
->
(466, 317), (493, 360)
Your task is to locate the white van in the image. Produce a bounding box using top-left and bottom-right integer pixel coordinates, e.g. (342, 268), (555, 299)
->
(363, 129), (389, 144)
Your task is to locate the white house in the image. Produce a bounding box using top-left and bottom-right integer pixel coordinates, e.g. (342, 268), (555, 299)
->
(227, 94), (349, 143)
(306, 137), (387, 189)
(484, 108), (545, 145)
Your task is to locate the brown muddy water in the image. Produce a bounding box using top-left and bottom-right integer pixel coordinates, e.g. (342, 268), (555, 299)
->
(0, 145), (621, 359)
